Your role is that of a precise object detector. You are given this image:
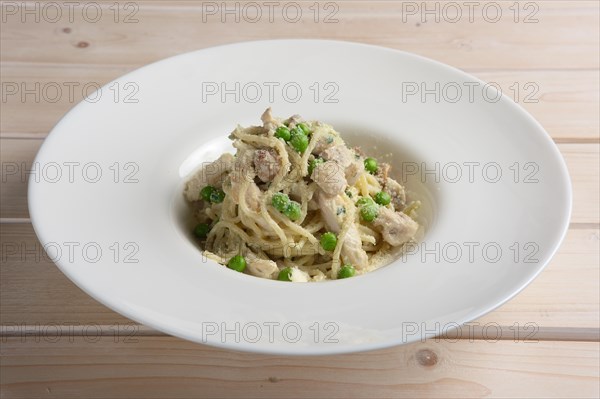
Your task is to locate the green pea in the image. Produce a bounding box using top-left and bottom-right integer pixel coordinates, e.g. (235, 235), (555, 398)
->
(200, 186), (215, 202)
(271, 192), (290, 212)
(297, 122), (311, 135)
(209, 188), (225, 203)
(275, 126), (291, 141)
(374, 191), (391, 206)
(356, 196), (375, 207)
(308, 157), (324, 176)
(360, 204), (379, 222)
(364, 157), (378, 174)
(227, 255), (246, 272)
(337, 264), (356, 279)
(277, 267), (293, 281)
(283, 201), (302, 221)
(289, 130), (309, 153)
(320, 232), (337, 251)
(193, 223), (210, 239)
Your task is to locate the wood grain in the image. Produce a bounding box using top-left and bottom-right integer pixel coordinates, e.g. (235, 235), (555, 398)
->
(1, 65), (598, 140)
(1, 222), (597, 333)
(2, 140), (598, 222)
(1, 1), (598, 70)
(1, 1), (598, 397)
(1, 337), (598, 399)
(0, 222), (134, 326)
(560, 144), (600, 225)
(0, 139), (37, 219)
(0, 64), (132, 137)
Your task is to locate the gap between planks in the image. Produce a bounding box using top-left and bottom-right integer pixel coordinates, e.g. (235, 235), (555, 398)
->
(2, 60), (599, 72)
(0, 324), (598, 342)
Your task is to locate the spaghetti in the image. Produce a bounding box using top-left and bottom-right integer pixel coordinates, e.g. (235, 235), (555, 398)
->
(184, 109), (420, 282)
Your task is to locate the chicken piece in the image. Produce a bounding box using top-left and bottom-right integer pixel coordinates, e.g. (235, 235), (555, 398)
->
(386, 178), (406, 210)
(289, 267), (310, 282)
(320, 145), (354, 168)
(345, 160), (364, 186)
(245, 251), (278, 279)
(231, 146), (255, 181)
(226, 174), (261, 212)
(352, 146), (365, 157)
(227, 149), (279, 234)
(284, 114), (302, 129)
(316, 191), (345, 230)
(244, 126), (267, 136)
(321, 145), (363, 185)
(227, 174), (277, 234)
(288, 181), (309, 203)
(316, 191), (368, 269)
(227, 149), (262, 211)
(185, 153), (234, 201)
(375, 162), (391, 186)
(372, 206), (418, 246)
(244, 182), (262, 212)
(312, 133), (338, 154)
(254, 148), (280, 183)
(311, 161), (347, 197)
(261, 107), (279, 131)
(340, 225), (368, 270)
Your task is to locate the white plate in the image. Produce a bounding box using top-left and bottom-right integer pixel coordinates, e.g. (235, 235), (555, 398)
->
(29, 40), (571, 355)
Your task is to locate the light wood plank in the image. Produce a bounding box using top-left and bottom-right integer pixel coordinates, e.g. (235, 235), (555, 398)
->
(2, 140), (597, 223)
(0, 65), (131, 137)
(0, 139), (37, 219)
(0, 2), (597, 397)
(0, 2), (598, 69)
(1, 222), (597, 331)
(475, 70), (599, 141)
(0, 223), (133, 326)
(475, 227), (599, 329)
(0, 337), (598, 398)
(560, 144), (600, 225)
(1, 65), (597, 140)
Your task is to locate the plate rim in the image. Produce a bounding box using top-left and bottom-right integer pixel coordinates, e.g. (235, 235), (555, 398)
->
(28, 39), (573, 355)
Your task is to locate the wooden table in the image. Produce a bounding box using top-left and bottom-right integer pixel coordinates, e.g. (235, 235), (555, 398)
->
(1, 1), (598, 397)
